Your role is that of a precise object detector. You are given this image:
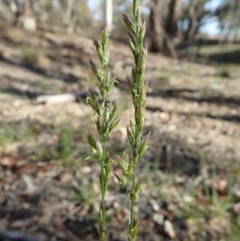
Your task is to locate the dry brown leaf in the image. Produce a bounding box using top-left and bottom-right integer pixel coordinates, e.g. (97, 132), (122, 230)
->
(0, 156), (17, 167)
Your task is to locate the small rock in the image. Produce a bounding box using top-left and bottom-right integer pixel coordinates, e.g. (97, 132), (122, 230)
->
(159, 112), (170, 122)
(150, 199), (160, 211)
(59, 172), (72, 183)
(183, 195), (193, 203)
(217, 179), (227, 194)
(152, 213), (164, 225)
(81, 166), (92, 174)
(164, 220), (176, 239)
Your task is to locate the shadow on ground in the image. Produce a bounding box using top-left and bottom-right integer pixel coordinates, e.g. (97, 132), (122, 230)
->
(207, 49), (240, 65)
(146, 89), (240, 108)
(0, 56), (83, 84)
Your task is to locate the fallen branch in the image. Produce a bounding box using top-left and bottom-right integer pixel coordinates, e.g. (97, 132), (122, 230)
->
(35, 90), (99, 104)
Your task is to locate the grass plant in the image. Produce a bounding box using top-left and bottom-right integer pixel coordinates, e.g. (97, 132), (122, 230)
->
(0, 121), (33, 152)
(87, 0), (148, 240)
(218, 65), (231, 78)
(87, 27), (120, 241)
(19, 45), (41, 65)
(119, 2), (148, 238)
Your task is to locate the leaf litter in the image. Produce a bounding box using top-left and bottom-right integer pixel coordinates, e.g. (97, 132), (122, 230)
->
(0, 26), (240, 241)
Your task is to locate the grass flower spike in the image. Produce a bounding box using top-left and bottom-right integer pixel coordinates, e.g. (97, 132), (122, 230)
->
(116, 1), (148, 241)
(87, 28), (119, 241)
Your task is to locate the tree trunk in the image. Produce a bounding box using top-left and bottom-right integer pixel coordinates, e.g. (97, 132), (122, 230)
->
(148, 0), (164, 53)
(165, 0), (182, 39)
(218, 0), (237, 44)
(10, 0), (24, 25)
(105, 0), (113, 33)
(186, 0), (198, 43)
(65, 0), (74, 32)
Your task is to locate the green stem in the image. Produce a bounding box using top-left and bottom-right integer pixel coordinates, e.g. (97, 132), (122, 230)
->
(100, 169), (106, 241)
(129, 174), (136, 241)
(89, 28), (118, 241)
(99, 40), (109, 241)
(100, 138), (107, 241)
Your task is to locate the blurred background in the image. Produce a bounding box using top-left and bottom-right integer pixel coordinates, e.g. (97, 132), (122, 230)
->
(0, 1), (240, 241)
(1, 0), (240, 53)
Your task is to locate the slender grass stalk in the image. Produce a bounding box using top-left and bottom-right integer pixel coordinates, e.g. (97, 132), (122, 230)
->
(87, 28), (119, 241)
(115, 1), (148, 241)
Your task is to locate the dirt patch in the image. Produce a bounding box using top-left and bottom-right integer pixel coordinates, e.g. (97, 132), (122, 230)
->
(0, 27), (240, 241)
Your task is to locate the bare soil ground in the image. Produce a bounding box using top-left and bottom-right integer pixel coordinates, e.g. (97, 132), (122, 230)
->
(0, 25), (240, 241)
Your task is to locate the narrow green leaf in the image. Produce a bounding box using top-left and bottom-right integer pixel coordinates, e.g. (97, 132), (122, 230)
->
(106, 79), (116, 93)
(96, 141), (103, 159)
(123, 14), (136, 35)
(131, 218), (138, 238)
(96, 117), (101, 134)
(115, 172), (127, 188)
(133, 0), (138, 16)
(108, 104), (117, 120)
(128, 39), (136, 53)
(87, 132), (97, 150)
(101, 27), (108, 51)
(139, 23), (146, 43)
(133, 179), (142, 196)
(94, 39), (104, 65)
(137, 49), (145, 72)
(137, 140), (147, 159)
(127, 127), (135, 147)
(88, 88), (100, 115)
(109, 118), (120, 133)
(90, 59), (98, 77)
